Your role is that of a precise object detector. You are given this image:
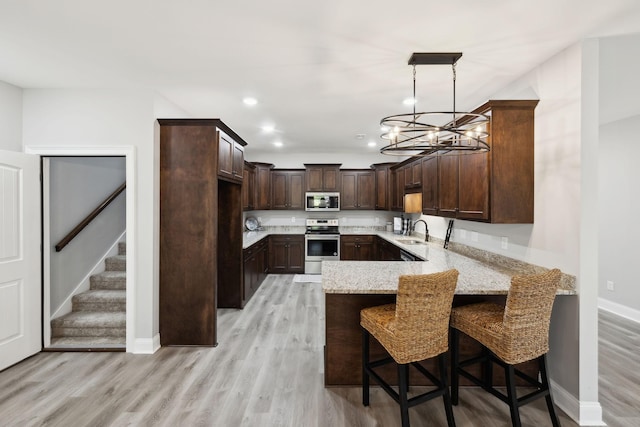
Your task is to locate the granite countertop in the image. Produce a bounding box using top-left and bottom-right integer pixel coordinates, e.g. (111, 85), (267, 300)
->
(243, 227), (576, 296)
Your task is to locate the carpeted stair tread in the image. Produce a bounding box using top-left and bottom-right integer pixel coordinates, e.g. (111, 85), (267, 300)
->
(105, 255), (126, 271)
(90, 271), (126, 290)
(72, 290), (126, 312)
(52, 311), (126, 328)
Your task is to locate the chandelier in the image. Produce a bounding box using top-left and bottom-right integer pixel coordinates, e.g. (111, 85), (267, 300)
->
(380, 52), (490, 156)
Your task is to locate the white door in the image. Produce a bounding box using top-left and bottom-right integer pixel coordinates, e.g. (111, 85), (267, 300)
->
(0, 150), (41, 371)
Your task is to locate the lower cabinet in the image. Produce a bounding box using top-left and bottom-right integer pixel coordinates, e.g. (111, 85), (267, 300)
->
(340, 235), (376, 260)
(243, 237), (269, 306)
(377, 236), (402, 261)
(268, 235), (305, 273)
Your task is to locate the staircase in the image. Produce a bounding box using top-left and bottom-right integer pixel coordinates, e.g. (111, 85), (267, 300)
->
(50, 242), (126, 349)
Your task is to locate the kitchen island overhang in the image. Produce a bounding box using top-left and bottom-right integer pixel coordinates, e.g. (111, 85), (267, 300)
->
(321, 245), (576, 387)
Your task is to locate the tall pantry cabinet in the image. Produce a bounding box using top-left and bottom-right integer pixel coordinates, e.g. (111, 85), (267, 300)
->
(158, 119), (246, 346)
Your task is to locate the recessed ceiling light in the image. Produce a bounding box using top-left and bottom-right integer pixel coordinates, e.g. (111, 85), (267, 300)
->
(261, 124), (275, 133)
(356, 134), (366, 140)
(273, 141), (283, 147)
(368, 141), (377, 147)
(403, 97), (417, 106)
(243, 97), (258, 106)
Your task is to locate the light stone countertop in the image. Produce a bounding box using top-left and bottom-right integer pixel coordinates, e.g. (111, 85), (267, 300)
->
(243, 227), (576, 296)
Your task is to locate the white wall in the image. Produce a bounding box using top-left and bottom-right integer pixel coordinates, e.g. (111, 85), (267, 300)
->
(22, 89), (158, 352)
(0, 81), (23, 152)
(49, 157), (126, 315)
(598, 33), (640, 320)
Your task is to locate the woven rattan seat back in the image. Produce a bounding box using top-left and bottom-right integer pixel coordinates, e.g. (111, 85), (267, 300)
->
(500, 268), (561, 364)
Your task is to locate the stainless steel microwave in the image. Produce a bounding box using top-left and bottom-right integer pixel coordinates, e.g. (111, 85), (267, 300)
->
(305, 192), (340, 211)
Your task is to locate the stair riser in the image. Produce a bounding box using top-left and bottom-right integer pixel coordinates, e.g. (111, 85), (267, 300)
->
(73, 302), (126, 312)
(52, 327), (125, 338)
(106, 257), (126, 271)
(118, 242), (126, 256)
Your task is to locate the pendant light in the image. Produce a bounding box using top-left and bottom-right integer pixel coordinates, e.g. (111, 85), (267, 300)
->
(380, 52), (490, 156)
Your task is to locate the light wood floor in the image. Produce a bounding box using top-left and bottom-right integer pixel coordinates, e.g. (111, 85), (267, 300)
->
(2, 274), (629, 426)
(599, 310), (640, 427)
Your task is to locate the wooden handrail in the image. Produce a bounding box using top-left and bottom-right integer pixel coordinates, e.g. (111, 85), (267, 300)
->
(55, 182), (126, 252)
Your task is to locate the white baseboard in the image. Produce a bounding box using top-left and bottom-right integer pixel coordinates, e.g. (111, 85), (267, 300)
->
(551, 380), (605, 426)
(51, 231), (126, 320)
(133, 334), (161, 354)
(598, 297), (640, 323)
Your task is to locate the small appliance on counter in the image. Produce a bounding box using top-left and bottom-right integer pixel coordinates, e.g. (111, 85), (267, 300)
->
(393, 217), (403, 234)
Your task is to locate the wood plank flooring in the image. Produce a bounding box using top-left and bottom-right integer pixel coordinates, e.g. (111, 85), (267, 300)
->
(599, 310), (640, 427)
(3, 274), (628, 426)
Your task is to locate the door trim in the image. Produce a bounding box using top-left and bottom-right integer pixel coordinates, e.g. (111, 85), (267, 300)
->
(25, 146), (136, 353)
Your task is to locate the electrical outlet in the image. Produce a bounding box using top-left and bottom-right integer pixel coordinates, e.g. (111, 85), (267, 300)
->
(459, 229), (466, 239)
(501, 237), (508, 249)
(291, 216), (296, 223)
(606, 280), (614, 291)
(374, 217), (379, 224)
(471, 231), (479, 242)
(257, 217), (262, 223)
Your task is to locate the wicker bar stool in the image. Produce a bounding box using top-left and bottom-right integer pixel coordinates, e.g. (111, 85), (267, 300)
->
(361, 269), (459, 427)
(450, 268), (562, 427)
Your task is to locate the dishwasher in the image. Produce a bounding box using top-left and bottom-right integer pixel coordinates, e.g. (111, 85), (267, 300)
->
(400, 249), (423, 262)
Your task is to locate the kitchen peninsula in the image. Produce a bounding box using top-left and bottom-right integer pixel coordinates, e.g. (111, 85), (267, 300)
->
(322, 233), (576, 386)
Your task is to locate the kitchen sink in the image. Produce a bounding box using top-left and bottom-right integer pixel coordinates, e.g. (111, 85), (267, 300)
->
(396, 239), (427, 245)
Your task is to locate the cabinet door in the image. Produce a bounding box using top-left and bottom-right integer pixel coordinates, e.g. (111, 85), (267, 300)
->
(218, 132), (234, 179)
(340, 172), (357, 209)
(458, 152), (489, 221)
(421, 157), (438, 216)
(340, 238), (358, 260)
(271, 172), (289, 209)
(395, 168), (405, 211)
(242, 164), (255, 211)
(322, 167), (340, 191)
(411, 161), (422, 187)
(374, 166), (389, 210)
(255, 164), (272, 209)
(232, 143), (244, 182)
(306, 167), (324, 191)
(358, 241), (375, 260)
(287, 238), (305, 273)
(288, 172), (305, 210)
(356, 171), (375, 209)
(438, 153), (458, 218)
(269, 239), (288, 272)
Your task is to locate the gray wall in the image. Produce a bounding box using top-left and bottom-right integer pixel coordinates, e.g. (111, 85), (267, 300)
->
(49, 156), (126, 314)
(598, 33), (640, 316)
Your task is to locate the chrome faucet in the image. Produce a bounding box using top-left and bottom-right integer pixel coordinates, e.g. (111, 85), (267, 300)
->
(413, 219), (429, 242)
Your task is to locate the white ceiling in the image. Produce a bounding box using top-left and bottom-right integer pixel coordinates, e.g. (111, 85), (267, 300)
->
(2, 0), (640, 156)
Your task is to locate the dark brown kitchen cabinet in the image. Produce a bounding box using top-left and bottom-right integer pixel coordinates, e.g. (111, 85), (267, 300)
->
(242, 161), (256, 211)
(305, 164), (341, 191)
(437, 152), (459, 218)
(376, 237), (402, 261)
(421, 157), (438, 216)
(404, 160), (421, 189)
(254, 162), (273, 210)
(243, 237), (268, 306)
(218, 131), (244, 183)
(457, 151), (490, 221)
(271, 170), (305, 209)
(158, 119), (246, 346)
(372, 163), (393, 210)
(340, 170), (375, 210)
(269, 235), (305, 273)
(392, 167), (405, 211)
(340, 235), (376, 260)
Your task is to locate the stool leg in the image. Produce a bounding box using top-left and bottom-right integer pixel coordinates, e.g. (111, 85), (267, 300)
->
(438, 353), (456, 427)
(398, 363), (410, 427)
(505, 364), (522, 427)
(539, 355), (562, 427)
(450, 328), (460, 405)
(362, 328), (370, 406)
(482, 346), (493, 391)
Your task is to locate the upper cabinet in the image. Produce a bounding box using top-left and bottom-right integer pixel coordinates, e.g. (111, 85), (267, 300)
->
(421, 157), (438, 216)
(271, 170), (305, 210)
(340, 170), (375, 210)
(254, 162), (273, 210)
(305, 164), (341, 191)
(218, 130), (245, 183)
(372, 163), (394, 210)
(242, 161), (256, 211)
